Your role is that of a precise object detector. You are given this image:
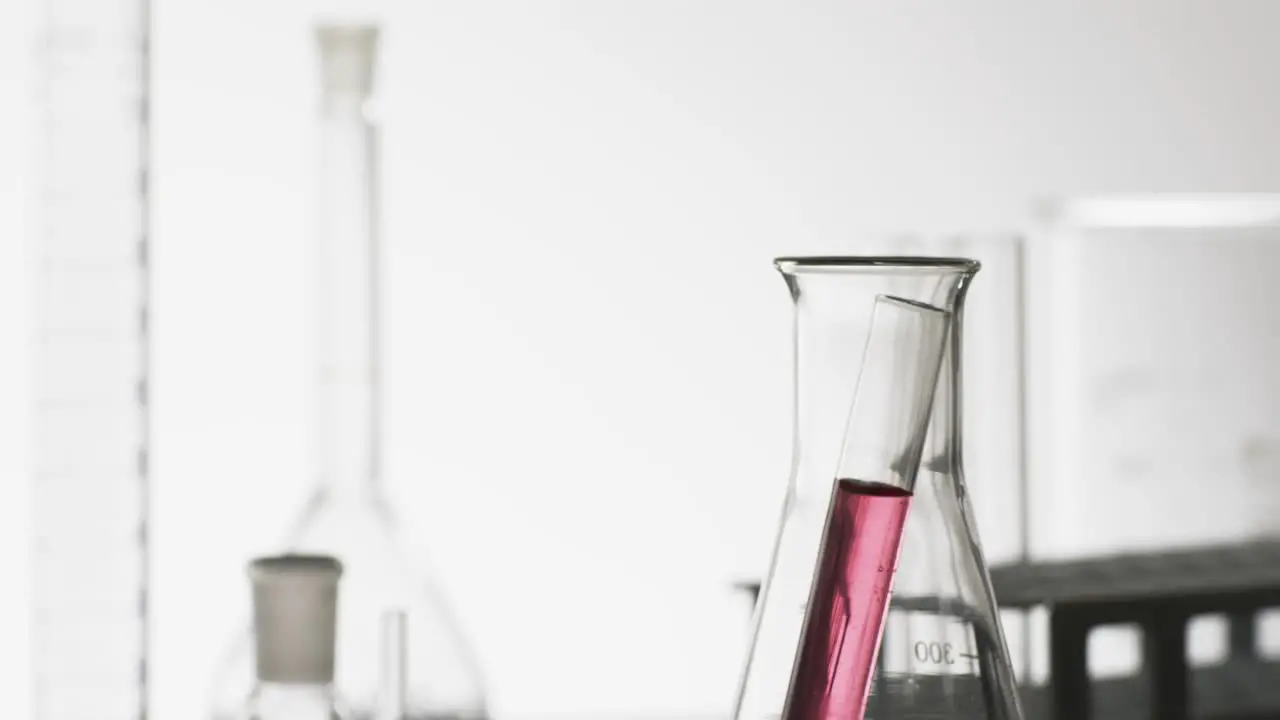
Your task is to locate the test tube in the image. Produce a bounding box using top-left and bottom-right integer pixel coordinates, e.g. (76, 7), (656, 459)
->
(377, 610), (407, 720)
(834, 295), (952, 491)
(784, 295), (950, 720)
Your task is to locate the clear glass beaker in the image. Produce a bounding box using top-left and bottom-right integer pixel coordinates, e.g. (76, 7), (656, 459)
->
(733, 257), (1024, 720)
(208, 23), (488, 720)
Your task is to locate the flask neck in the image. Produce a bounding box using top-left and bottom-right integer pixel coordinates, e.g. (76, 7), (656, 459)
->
(315, 75), (380, 497)
(323, 93), (370, 119)
(785, 266), (972, 501)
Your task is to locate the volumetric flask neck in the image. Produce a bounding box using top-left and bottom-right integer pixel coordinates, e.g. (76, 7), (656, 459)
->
(734, 256), (1023, 720)
(315, 23), (380, 501)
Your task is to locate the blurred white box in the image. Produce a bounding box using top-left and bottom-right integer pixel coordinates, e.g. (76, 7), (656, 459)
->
(1027, 194), (1280, 560)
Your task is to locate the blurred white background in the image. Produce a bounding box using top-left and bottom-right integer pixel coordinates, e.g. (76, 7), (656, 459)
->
(7, 1), (1280, 718)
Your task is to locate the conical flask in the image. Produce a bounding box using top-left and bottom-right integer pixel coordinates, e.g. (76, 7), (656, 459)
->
(733, 257), (1024, 720)
(208, 23), (488, 720)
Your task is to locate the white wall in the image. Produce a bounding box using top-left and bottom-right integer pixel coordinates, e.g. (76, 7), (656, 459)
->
(7, 1), (1280, 717)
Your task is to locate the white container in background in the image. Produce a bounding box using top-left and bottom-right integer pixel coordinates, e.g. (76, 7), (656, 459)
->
(1024, 194), (1280, 681)
(1027, 194), (1280, 560)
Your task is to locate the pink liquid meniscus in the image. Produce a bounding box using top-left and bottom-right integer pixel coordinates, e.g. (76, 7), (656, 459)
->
(783, 478), (913, 720)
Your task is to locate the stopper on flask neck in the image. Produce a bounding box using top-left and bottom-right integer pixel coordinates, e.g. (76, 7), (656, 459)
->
(316, 24), (379, 103)
(250, 554), (344, 684)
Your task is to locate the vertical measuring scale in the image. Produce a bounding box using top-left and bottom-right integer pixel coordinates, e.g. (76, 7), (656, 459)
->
(30, 0), (150, 719)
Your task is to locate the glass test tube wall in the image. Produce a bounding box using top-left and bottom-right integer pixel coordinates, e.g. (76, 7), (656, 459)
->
(30, 0), (151, 718)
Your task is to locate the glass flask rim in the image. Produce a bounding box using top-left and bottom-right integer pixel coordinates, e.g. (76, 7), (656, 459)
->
(774, 255), (981, 275)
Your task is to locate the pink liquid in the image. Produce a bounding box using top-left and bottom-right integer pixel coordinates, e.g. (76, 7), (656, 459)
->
(783, 478), (912, 720)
